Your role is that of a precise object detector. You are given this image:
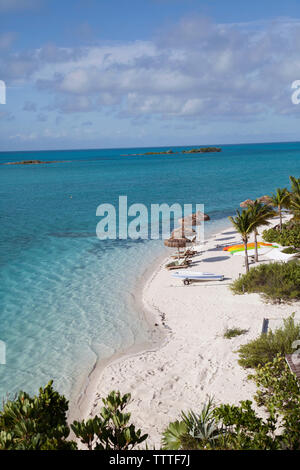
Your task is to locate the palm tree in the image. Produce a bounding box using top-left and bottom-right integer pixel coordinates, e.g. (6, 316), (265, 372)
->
(270, 188), (289, 231)
(289, 176), (300, 196)
(290, 193), (300, 223)
(228, 209), (255, 273)
(247, 201), (276, 262)
(289, 176), (300, 224)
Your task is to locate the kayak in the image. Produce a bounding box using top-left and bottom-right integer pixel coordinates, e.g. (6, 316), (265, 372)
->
(223, 242), (274, 252)
(171, 271), (224, 284)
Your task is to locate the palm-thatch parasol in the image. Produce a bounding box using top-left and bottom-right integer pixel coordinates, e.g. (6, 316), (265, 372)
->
(240, 199), (255, 208)
(258, 195), (273, 206)
(240, 196), (273, 208)
(178, 210), (210, 226)
(171, 227), (196, 240)
(164, 237), (188, 259)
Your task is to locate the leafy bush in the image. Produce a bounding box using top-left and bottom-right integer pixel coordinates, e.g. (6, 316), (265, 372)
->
(281, 247), (299, 254)
(262, 224), (300, 248)
(161, 399), (224, 450)
(237, 315), (300, 369)
(0, 385), (147, 450)
(249, 355), (300, 412)
(71, 390), (148, 450)
(224, 328), (248, 339)
(231, 262), (300, 303)
(0, 381), (75, 450)
(249, 356), (300, 450)
(213, 400), (280, 450)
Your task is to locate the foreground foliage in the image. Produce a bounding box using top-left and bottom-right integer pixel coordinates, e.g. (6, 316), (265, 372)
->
(237, 315), (300, 369)
(162, 399), (224, 450)
(0, 386), (147, 450)
(0, 381), (75, 450)
(231, 261), (300, 303)
(1, 355), (300, 450)
(71, 391), (147, 450)
(250, 355), (300, 413)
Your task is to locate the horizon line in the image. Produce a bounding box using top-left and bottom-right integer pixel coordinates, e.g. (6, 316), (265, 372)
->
(1, 139), (300, 154)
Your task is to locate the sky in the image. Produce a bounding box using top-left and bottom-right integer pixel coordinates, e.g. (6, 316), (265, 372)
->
(1, 0), (300, 151)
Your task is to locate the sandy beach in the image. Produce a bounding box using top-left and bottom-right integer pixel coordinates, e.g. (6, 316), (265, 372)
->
(79, 215), (300, 448)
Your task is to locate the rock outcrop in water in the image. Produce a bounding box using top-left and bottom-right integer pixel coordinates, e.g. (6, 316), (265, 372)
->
(143, 149), (174, 155)
(122, 147), (222, 156)
(182, 147), (221, 154)
(4, 160), (63, 165)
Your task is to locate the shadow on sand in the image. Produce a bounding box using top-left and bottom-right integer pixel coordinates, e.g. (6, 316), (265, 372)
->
(201, 256), (231, 262)
(220, 231), (237, 235)
(214, 236), (236, 241)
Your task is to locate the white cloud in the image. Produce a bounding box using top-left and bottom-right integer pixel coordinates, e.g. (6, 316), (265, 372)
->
(9, 132), (37, 141)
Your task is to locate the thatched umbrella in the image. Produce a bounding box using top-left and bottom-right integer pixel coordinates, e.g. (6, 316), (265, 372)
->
(240, 199), (254, 208)
(164, 237), (187, 259)
(171, 227), (196, 240)
(258, 195), (273, 206)
(240, 196), (273, 208)
(178, 210), (210, 226)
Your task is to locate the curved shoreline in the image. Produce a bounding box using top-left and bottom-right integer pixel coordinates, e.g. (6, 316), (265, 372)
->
(68, 250), (170, 424)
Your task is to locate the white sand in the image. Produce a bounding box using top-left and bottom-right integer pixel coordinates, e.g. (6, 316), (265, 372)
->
(79, 215), (300, 448)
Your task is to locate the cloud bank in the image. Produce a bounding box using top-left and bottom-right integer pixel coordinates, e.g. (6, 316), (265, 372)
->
(1, 15), (300, 149)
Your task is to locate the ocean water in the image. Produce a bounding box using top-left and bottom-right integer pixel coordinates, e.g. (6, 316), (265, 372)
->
(0, 142), (299, 403)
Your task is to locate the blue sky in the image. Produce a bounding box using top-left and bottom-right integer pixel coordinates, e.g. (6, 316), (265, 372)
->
(1, 0), (300, 150)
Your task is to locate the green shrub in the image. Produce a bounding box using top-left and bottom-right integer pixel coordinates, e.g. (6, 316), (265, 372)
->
(224, 328), (248, 339)
(262, 224), (300, 247)
(231, 262), (300, 303)
(0, 386), (147, 450)
(162, 399), (224, 450)
(71, 390), (148, 450)
(281, 247), (299, 254)
(0, 381), (76, 450)
(249, 355), (300, 412)
(237, 315), (300, 369)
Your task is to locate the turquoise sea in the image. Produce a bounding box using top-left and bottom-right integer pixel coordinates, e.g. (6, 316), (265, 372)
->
(0, 142), (299, 404)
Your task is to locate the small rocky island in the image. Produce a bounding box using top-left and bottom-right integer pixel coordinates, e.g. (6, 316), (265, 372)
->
(182, 147), (221, 154)
(123, 147), (222, 156)
(4, 160), (63, 165)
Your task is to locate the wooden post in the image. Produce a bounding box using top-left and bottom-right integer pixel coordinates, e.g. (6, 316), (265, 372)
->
(262, 318), (269, 334)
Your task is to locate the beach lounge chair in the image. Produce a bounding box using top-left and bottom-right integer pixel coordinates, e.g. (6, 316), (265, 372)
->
(184, 249), (197, 256)
(166, 258), (192, 270)
(170, 249), (196, 259)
